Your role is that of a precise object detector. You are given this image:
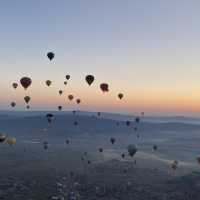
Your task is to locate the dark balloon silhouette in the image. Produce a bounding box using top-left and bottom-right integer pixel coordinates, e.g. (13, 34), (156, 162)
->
(118, 93), (124, 100)
(46, 80), (52, 87)
(10, 102), (16, 108)
(135, 117), (140, 123)
(85, 75), (95, 86)
(76, 99), (81, 104)
(127, 144), (137, 157)
(100, 83), (109, 92)
(66, 75), (70, 80)
(121, 153), (125, 159)
(68, 94), (74, 101)
(64, 81), (67, 85)
(59, 90), (63, 95)
(24, 96), (31, 104)
(20, 77), (32, 90)
(26, 105), (30, 109)
(110, 137), (116, 145)
(99, 148), (103, 153)
(46, 113), (54, 124)
(12, 83), (18, 89)
(58, 106), (62, 111)
(66, 139), (70, 145)
(126, 121), (130, 126)
(47, 52), (54, 61)
(153, 145), (158, 151)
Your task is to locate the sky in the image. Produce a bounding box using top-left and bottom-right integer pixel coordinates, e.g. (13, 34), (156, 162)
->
(1, 0), (200, 116)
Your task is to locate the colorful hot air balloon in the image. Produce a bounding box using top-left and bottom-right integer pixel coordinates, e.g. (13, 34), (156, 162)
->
(47, 52), (55, 61)
(46, 80), (52, 87)
(12, 83), (18, 89)
(118, 93), (124, 100)
(66, 75), (70, 80)
(68, 95), (74, 101)
(100, 83), (109, 92)
(24, 96), (31, 104)
(20, 77), (32, 90)
(85, 75), (95, 86)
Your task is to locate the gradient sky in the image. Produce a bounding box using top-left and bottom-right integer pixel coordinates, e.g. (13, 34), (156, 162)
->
(1, 0), (200, 116)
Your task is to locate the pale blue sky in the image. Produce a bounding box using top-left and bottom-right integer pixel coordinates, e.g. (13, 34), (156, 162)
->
(1, 1), (200, 115)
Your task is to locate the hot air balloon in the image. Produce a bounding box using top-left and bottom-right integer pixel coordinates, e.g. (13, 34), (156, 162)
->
(126, 121), (130, 126)
(0, 133), (6, 143)
(46, 80), (52, 87)
(97, 112), (101, 117)
(99, 148), (103, 153)
(110, 137), (116, 145)
(74, 121), (78, 126)
(127, 144), (137, 157)
(153, 145), (158, 151)
(121, 153), (125, 159)
(59, 90), (63, 95)
(135, 117), (140, 123)
(87, 160), (91, 165)
(76, 99), (81, 104)
(68, 95), (74, 101)
(43, 141), (48, 149)
(12, 83), (18, 89)
(20, 77), (32, 90)
(196, 156), (200, 164)
(10, 102), (16, 108)
(58, 106), (62, 111)
(66, 75), (70, 80)
(100, 83), (109, 92)
(64, 81), (67, 85)
(85, 75), (94, 86)
(46, 113), (54, 124)
(6, 137), (16, 146)
(26, 105), (30, 109)
(72, 110), (76, 115)
(118, 93), (124, 100)
(47, 52), (54, 61)
(66, 139), (70, 145)
(171, 160), (178, 171)
(24, 96), (31, 104)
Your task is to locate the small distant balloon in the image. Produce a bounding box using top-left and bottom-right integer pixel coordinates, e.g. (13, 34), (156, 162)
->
(58, 106), (62, 111)
(76, 99), (81, 104)
(46, 113), (54, 124)
(24, 96), (31, 104)
(59, 90), (63, 95)
(46, 80), (52, 87)
(66, 75), (70, 80)
(12, 83), (18, 89)
(68, 95), (74, 101)
(64, 81), (67, 85)
(100, 83), (109, 92)
(110, 137), (116, 145)
(10, 102), (16, 108)
(47, 52), (55, 61)
(118, 93), (124, 100)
